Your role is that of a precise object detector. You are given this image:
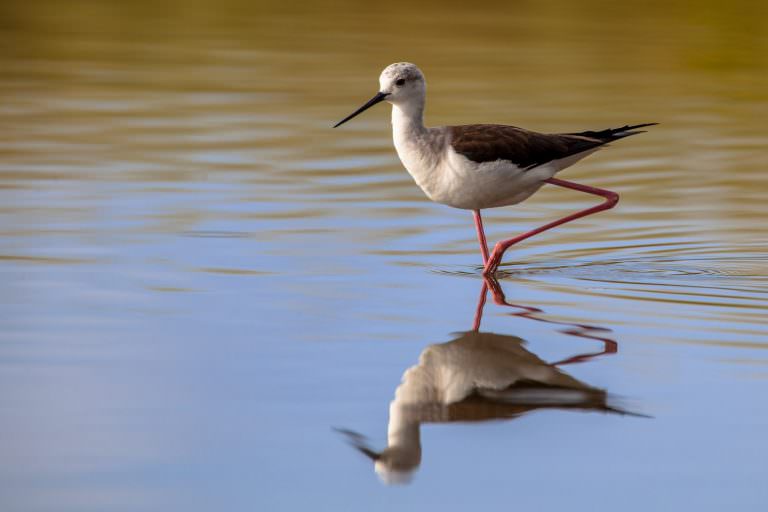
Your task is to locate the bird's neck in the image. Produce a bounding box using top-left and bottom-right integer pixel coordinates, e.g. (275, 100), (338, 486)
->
(391, 100), (426, 138)
(386, 403), (422, 460)
(390, 98), (444, 194)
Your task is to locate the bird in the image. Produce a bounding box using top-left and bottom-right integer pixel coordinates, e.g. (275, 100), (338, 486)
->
(334, 62), (656, 275)
(336, 278), (646, 485)
(338, 329), (621, 484)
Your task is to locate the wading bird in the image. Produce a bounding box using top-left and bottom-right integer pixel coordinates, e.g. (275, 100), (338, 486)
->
(334, 62), (655, 275)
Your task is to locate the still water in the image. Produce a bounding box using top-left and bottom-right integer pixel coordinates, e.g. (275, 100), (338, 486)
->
(1, 0), (767, 510)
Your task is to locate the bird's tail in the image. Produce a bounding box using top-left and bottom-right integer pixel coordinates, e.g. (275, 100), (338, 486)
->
(570, 122), (658, 142)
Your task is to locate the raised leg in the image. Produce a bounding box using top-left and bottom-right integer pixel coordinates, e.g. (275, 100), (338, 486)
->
(473, 209), (490, 265)
(483, 178), (619, 275)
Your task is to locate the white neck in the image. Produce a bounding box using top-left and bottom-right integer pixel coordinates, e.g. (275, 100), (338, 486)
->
(390, 96), (447, 201)
(391, 98), (426, 135)
(384, 403), (422, 467)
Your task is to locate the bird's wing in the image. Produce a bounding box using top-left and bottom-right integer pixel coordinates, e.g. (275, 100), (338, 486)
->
(448, 124), (605, 170)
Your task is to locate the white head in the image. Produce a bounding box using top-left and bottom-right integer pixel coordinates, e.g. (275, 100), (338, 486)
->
(336, 426), (421, 486)
(374, 454), (418, 485)
(334, 62), (426, 128)
(378, 62), (426, 105)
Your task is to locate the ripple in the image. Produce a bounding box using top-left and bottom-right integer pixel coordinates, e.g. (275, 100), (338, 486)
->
(0, 254), (102, 265)
(438, 253), (768, 308)
(193, 267), (272, 276)
(507, 254), (760, 280)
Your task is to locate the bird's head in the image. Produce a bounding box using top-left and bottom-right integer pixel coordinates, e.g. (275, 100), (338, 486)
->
(334, 427), (420, 485)
(334, 62), (426, 128)
(378, 62), (426, 105)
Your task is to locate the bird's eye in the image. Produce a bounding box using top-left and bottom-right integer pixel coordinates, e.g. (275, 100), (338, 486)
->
(395, 78), (406, 86)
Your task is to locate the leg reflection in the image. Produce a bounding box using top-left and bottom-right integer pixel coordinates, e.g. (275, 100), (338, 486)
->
(477, 276), (617, 365)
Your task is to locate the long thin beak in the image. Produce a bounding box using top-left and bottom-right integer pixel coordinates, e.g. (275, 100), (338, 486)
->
(333, 91), (389, 128)
(354, 445), (382, 462)
(334, 427), (382, 461)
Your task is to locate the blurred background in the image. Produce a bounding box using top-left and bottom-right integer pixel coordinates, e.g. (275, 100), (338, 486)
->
(1, 1), (767, 510)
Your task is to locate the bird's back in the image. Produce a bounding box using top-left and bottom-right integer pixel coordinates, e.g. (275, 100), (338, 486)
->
(449, 124), (599, 170)
(449, 122), (656, 171)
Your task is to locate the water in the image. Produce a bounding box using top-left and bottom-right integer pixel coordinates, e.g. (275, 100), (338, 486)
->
(1, 1), (768, 510)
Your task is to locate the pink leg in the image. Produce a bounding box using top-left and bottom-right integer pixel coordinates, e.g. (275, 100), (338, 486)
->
(548, 330), (618, 366)
(482, 275), (617, 365)
(471, 279), (489, 331)
(473, 210), (490, 265)
(483, 178), (619, 275)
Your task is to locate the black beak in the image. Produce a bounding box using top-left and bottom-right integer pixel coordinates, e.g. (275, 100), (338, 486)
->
(333, 91), (389, 128)
(334, 427), (382, 461)
(354, 445), (382, 462)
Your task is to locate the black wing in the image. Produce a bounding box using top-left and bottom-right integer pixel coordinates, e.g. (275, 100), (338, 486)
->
(450, 123), (656, 170)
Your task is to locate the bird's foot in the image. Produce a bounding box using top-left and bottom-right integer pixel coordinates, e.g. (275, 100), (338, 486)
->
(482, 275), (543, 312)
(481, 245), (505, 276)
(482, 275), (506, 304)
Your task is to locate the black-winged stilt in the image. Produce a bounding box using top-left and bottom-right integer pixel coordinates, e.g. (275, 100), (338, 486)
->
(334, 62), (656, 274)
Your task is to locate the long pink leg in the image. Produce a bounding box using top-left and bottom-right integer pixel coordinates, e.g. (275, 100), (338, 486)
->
(473, 209), (490, 265)
(483, 178), (619, 275)
(483, 276), (617, 364)
(471, 279), (489, 331)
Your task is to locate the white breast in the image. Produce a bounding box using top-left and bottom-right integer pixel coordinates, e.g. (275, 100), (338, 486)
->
(400, 141), (603, 210)
(392, 126), (445, 199)
(438, 149), (549, 209)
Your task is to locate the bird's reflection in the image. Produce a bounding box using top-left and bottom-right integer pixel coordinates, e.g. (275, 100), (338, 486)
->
(338, 277), (643, 485)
